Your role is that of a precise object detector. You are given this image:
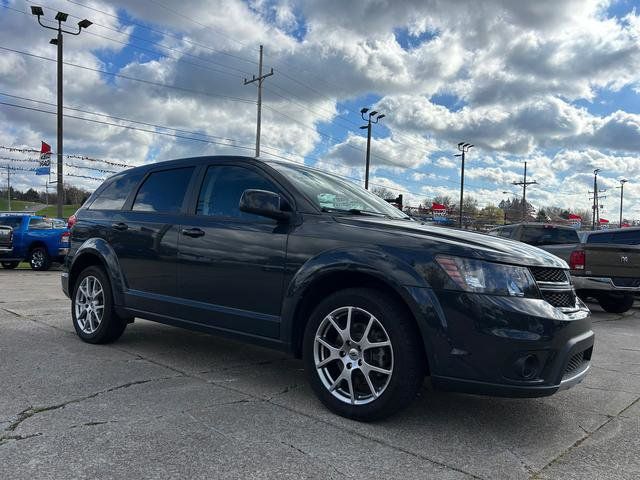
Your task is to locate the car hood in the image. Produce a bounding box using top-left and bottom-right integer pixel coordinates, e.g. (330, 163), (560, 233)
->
(336, 217), (568, 269)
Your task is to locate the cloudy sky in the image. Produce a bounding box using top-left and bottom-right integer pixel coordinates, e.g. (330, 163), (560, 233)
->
(1, 0), (640, 218)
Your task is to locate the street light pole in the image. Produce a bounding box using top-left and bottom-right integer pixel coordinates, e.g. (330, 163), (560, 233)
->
(31, 6), (91, 218)
(455, 142), (473, 228)
(360, 108), (385, 190)
(619, 179), (628, 227)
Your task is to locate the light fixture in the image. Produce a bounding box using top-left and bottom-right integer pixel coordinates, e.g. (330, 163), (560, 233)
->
(55, 11), (68, 22)
(30, 6), (44, 16)
(78, 19), (92, 29)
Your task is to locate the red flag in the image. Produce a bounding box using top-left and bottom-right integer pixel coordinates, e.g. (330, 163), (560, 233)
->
(568, 213), (582, 220)
(40, 141), (51, 155)
(432, 202), (447, 210)
(599, 218), (609, 224)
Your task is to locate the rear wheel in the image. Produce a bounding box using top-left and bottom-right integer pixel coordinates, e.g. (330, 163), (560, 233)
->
(29, 247), (50, 271)
(72, 266), (127, 344)
(1, 261), (19, 269)
(303, 288), (425, 421)
(597, 293), (635, 314)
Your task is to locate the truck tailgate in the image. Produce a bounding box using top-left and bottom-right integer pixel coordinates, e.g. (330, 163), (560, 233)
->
(584, 244), (640, 279)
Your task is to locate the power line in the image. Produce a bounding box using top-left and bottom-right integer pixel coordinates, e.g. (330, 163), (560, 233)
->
(0, 45), (256, 104)
(0, 100), (260, 152)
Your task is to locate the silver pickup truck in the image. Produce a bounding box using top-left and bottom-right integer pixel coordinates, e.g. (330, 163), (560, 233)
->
(489, 223), (639, 313)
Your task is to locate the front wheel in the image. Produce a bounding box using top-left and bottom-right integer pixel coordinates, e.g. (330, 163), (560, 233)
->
(29, 247), (50, 271)
(1, 261), (19, 269)
(72, 266), (127, 344)
(303, 288), (426, 421)
(597, 293), (635, 314)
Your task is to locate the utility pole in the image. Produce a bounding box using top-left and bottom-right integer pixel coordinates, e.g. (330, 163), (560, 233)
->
(512, 161), (538, 222)
(359, 108), (385, 189)
(591, 168), (600, 230)
(244, 45), (273, 157)
(588, 190), (606, 229)
(31, 6), (91, 218)
(618, 179), (628, 227)
(455, 142), (473, 227)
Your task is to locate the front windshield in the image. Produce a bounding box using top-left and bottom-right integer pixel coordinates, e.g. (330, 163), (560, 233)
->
(267, 161), (409, 219)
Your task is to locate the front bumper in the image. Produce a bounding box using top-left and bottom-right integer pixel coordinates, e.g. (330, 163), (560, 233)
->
(407, 287), (594, 397)
(572, 275), (640, 293)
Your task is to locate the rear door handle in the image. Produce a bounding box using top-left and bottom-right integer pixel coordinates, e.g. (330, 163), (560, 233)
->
(181, 228), (205, 238)
(111, 222), (128, 231)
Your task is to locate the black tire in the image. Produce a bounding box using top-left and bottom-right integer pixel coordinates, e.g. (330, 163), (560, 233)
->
(1, 261), (19, 269)
(29, 246), (50, 271)
(303, 288), (426, 421)
(71, 266), (127, 344)
(597, 293), (635, 314)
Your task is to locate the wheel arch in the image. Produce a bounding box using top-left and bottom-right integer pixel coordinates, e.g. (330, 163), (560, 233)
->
(282, 251), (437, 373)
(27, 240), (48, 254)
(68, 238), (125, 305)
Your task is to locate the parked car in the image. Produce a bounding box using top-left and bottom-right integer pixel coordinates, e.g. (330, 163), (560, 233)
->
(0, 225), (12, 254)
(0, 214), (70, 270)
(63, 156), (593, 420)
(489, 223), (639, 313)
(488, 223), (580, 260)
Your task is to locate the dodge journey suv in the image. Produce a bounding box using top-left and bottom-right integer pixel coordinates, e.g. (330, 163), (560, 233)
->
(63, 156), (594, 420)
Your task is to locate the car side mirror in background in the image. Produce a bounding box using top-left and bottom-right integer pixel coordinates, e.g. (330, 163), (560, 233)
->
(239, 189), (291, 222)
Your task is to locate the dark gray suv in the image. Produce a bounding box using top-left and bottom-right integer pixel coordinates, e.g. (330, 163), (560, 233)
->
(63, 156), (593, 420)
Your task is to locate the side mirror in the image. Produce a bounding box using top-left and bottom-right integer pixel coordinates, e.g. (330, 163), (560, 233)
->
(239, 189), (291, 222)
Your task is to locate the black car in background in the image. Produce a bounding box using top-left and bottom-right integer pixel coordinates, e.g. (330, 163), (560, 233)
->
(62, 156), (593, 420)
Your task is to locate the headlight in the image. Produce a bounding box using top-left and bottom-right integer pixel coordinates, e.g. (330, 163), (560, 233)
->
(435, 255), (539, 297)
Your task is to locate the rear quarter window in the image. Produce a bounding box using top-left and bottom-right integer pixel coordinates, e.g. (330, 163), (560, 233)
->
(89, 171), (145, 211)
(132, 167), (194, 214)
(28, 218), (53, 230)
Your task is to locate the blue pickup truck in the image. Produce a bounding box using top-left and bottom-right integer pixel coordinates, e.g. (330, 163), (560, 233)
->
(0, 214), (70, 270)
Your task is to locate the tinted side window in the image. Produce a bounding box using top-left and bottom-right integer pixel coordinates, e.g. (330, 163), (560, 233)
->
(28, 218), (52, 230)
(132, 167), (194, 214)
(499, 227), (516, 239)
(587, 233), (614, 244)
(0, 217), (23, 229)
(521, 226), (578, 245)
(90, 171), (145, 210)
(196, 165), (281, 219)
(611, 230), (640, 245)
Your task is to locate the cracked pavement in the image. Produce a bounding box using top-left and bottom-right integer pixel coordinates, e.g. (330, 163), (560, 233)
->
(1, 271), (639, 479)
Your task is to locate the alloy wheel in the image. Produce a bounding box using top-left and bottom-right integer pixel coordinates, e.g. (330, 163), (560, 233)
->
(313, 306), (394, 405)
(74, 275), (105, 334)
(31, 250), (45, 269)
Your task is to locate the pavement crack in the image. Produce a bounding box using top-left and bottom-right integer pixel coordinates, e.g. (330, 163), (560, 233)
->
(3, 376), (179, 435)
(0, 432), (42, 445)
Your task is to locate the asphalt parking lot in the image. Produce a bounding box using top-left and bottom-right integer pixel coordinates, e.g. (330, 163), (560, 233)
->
(0, 270), (638, 479)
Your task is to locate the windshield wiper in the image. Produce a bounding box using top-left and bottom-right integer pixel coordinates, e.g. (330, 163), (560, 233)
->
(321, 207), (388, 218)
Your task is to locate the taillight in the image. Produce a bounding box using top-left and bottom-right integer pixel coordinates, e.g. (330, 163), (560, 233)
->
(61, 231), (70, 245)
(569, 250), (585, 270)
(67, 214), (77, 230)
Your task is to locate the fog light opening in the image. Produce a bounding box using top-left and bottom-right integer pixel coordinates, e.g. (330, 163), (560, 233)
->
(516, 354), (540, 380)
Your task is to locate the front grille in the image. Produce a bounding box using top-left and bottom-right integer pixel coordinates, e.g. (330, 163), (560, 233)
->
(563, 348), (591, 380)
(530, 267), (569, 283)
(611, 277), (640, 288)
(542, 290), (577, 308)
